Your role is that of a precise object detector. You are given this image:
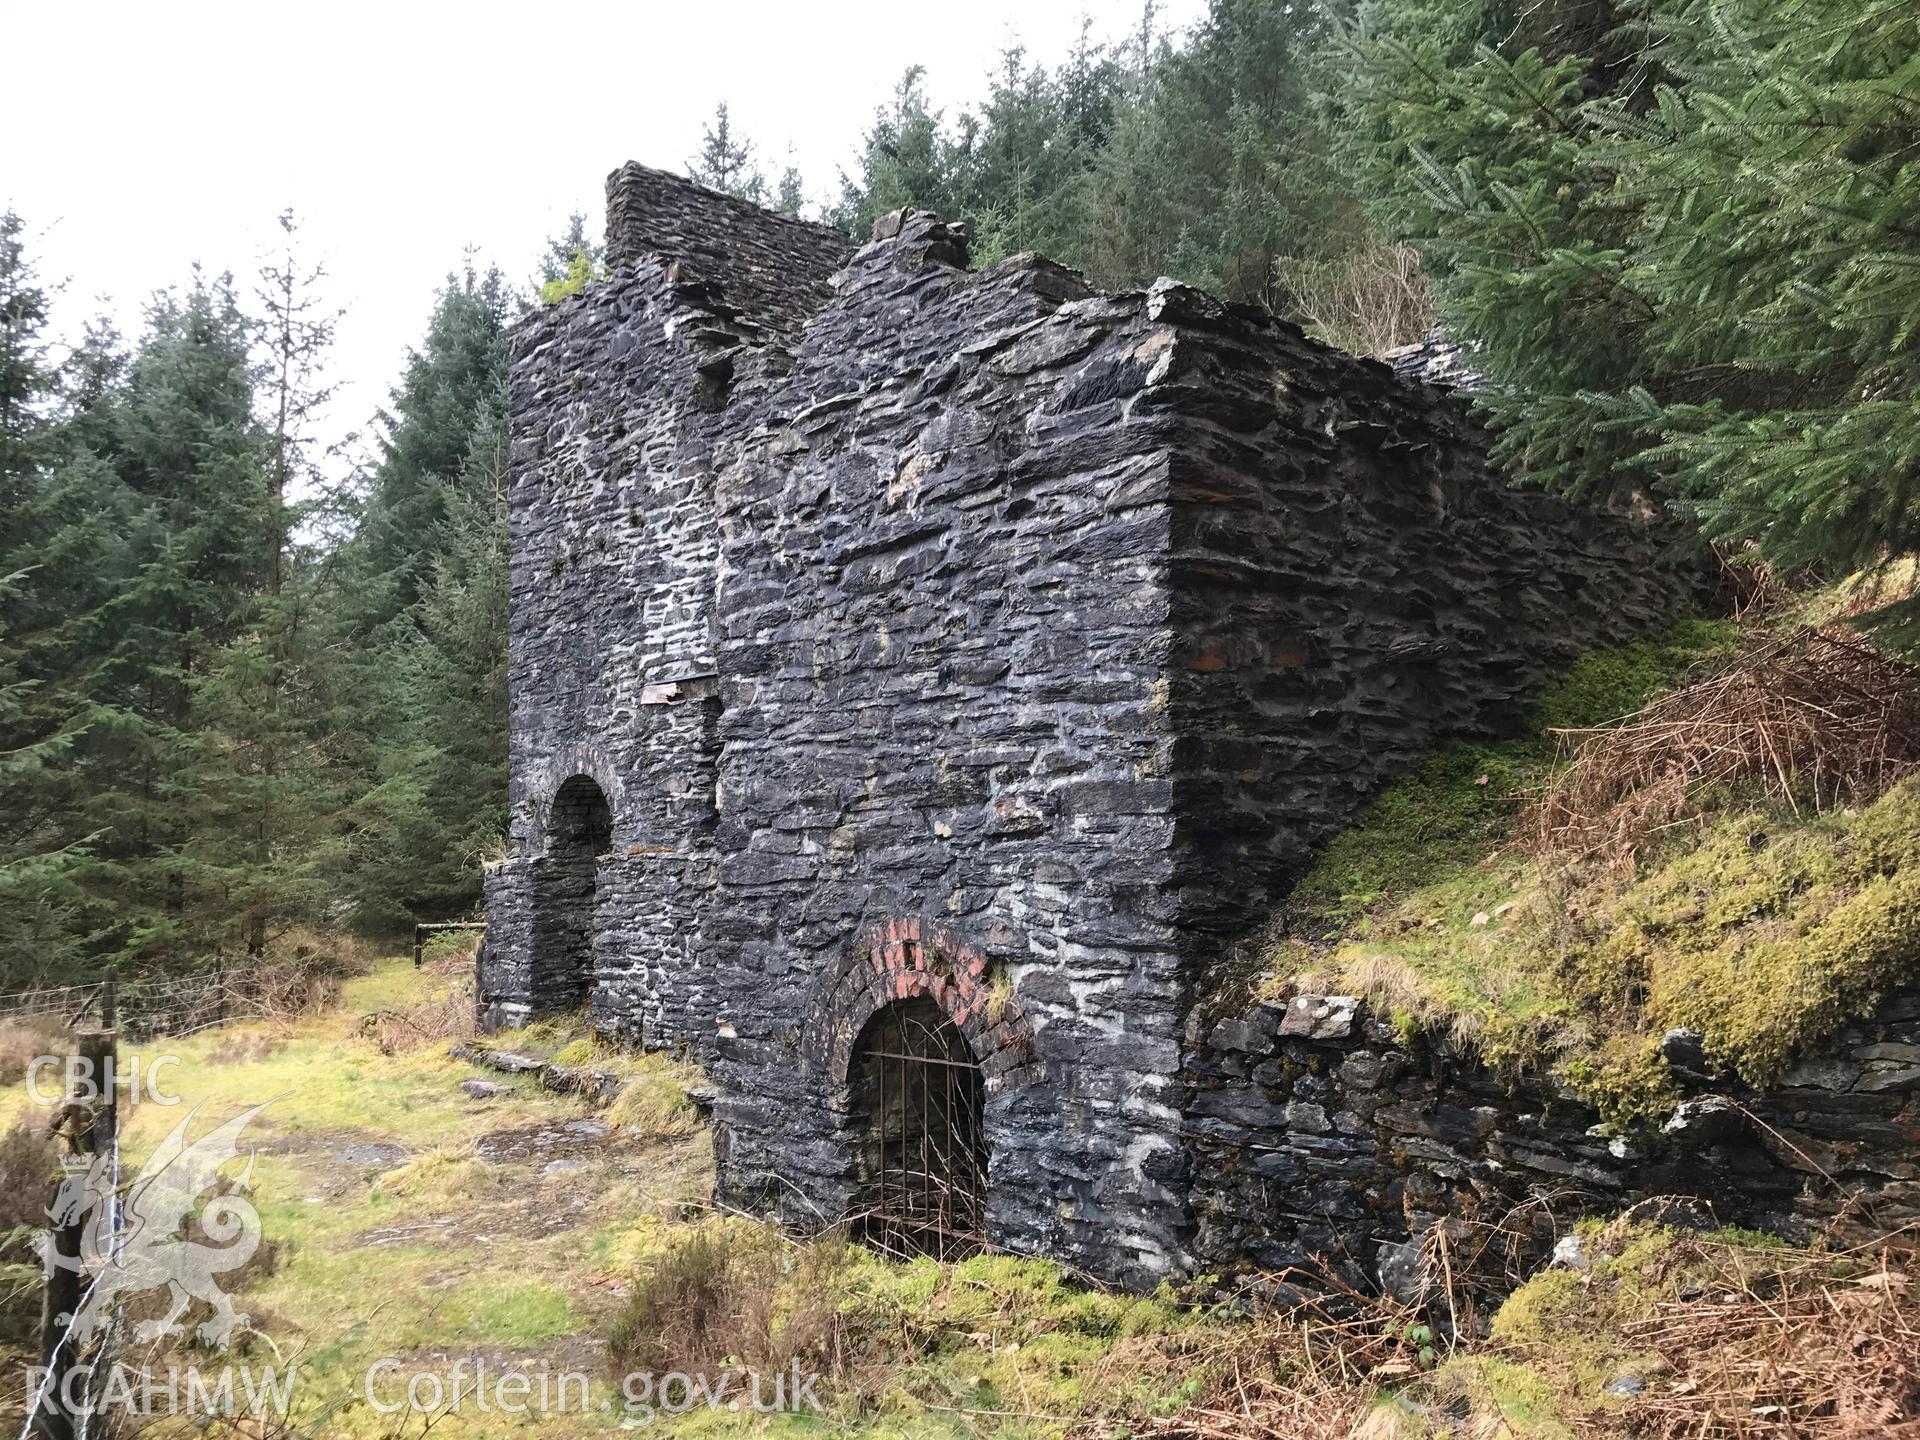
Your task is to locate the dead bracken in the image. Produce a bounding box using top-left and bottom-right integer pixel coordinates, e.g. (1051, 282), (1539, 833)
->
(1531, 625), (1920, 870)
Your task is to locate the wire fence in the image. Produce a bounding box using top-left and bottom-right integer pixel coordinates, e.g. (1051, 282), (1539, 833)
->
(19, 1159), (120, 1440)
(18, 1269), (105, 1440)
(16, 1040), (123, 1440)
(0, 983), (103, 1026)
(0, 971), (292, 1041)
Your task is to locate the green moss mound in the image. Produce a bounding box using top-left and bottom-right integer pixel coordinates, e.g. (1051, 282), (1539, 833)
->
(1268, 616), (1920, 1123)
(1284, 620), (1739, 937)
(1278, 775), (1920, 1124)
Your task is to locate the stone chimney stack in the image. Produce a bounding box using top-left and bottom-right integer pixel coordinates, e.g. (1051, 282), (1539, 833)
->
(601, 162), (852, 339)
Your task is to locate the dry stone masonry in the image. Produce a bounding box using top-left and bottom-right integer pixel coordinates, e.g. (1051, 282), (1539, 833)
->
(481, 162), (1776, 1288)
(1188, 990), (1920, 1298)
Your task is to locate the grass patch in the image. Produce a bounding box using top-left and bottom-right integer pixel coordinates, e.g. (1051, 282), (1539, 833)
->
(601, 1217), (1209, 1430)
(0, 956), (664, 1438)
(372, 1146), (502, 1203)
(604, 1054), (703, 1136)
(441, 1275), (578, 1345)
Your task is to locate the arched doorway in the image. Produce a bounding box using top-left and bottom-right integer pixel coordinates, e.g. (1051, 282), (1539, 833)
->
(848, 996), (986, 1259)
(530, 774), (613, 1015)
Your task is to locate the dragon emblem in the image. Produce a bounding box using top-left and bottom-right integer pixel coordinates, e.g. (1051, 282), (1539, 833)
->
(42, 1102), (270, 1348)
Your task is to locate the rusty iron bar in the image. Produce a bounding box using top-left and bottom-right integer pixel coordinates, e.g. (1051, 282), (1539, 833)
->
(855, 1003), (986, 1259)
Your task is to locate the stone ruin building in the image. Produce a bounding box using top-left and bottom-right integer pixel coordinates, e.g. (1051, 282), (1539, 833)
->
(480, 163), (1917, 1291)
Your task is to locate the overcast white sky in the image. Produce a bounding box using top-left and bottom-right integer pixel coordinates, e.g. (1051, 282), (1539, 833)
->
(4, 0), (1206, 479)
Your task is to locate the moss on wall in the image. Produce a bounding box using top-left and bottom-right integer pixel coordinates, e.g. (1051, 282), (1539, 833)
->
(1282, 619), (1739, 939)
(1267, 614), (1920, 1124)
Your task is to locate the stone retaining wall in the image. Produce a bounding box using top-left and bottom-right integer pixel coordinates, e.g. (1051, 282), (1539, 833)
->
(1188, 988), (1920, 1296)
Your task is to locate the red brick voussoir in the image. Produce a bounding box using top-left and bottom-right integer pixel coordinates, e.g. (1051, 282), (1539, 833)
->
(811, 916), (1039, 1094)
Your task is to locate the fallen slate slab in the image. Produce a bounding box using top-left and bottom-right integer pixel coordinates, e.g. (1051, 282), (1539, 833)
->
(540, 1065), (624, 1102)
(460, 1078), (508, 1099)
(329, 1141), (410, 1168)
(475, 1118), (612, 1163)
(451, 1043), (547, 1076)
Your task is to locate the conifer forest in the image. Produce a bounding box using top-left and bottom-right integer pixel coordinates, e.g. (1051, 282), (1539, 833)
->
(3, 0), (1916, 992)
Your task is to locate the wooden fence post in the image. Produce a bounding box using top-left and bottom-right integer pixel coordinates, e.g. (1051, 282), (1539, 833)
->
(36, 1027), (114, 1440)
(413, 920), (487, 969)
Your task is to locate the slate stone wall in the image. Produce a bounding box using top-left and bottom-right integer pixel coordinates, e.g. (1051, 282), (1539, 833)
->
(1152, 284), (1704, 944)
(1188, 989), (1920, 1297)
(480, 167), (848, 1045)
(700, 215), (1197, 1283)
(604, 160), (852, 341)
(483, 163), (1720, 1288)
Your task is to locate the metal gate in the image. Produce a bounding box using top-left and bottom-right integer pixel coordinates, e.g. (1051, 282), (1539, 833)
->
(852, 999), (986, 1259)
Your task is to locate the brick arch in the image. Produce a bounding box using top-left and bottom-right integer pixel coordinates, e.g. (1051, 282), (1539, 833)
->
(811, 917), (1039, 1094)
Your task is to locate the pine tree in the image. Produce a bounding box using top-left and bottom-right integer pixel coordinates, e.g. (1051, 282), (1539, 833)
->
(0, 212), (98, 984)
(830, 69), (974, 238)
(187, 212), (348, 958)
(332, 265), (510, 933)
(40, 271), (270, 966)
(689, 101), (768, 203)
(349, 413), (509, 931)
(0, 311), (136, 983)
(0, 211), (57, 519)
(773, 159), (807, 219)
(536, 212), (604, 288)
(337, 264), (509, 637)
(1341, 0), (1920, 625)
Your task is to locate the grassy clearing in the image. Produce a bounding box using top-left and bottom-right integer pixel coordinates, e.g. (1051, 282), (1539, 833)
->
(0, 959), (707, 1436)
(1267, 605), (1920, 1122)
(2, 957), (1913, 1436)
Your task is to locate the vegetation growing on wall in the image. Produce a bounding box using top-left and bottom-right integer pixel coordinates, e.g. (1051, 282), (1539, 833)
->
(1281, 618), (1741, 937)
(1270, 593), (1920, 1123)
